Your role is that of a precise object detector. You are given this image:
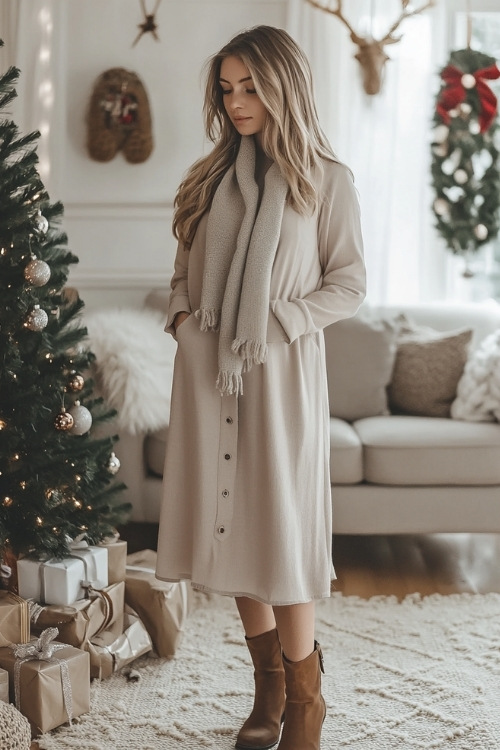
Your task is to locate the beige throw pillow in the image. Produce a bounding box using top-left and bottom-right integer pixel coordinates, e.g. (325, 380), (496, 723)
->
(324, 315), (398, 422)
(387, 320), (473, 418)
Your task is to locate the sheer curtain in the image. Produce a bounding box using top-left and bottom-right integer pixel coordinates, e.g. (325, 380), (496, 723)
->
(287, 0), (450, 304)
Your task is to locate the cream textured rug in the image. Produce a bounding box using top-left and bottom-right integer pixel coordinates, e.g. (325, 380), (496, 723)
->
(38, 591), (500, 750)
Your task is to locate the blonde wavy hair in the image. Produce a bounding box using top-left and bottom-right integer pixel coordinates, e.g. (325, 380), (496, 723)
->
(173, 25), (337, 248)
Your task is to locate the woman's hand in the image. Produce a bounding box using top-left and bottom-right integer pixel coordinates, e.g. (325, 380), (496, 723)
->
(174, 311), (190, 332)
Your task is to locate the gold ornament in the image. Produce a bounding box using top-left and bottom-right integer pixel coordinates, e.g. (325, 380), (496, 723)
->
(24, 305), (48, 332)
(24, 257), (51, 286)
(54, 409), (74, 431)
(67, 373), (84, 392)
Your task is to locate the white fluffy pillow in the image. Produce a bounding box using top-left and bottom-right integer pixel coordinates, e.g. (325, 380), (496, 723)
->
(84, 307), (177, 434)
(451, 330), (500, 422)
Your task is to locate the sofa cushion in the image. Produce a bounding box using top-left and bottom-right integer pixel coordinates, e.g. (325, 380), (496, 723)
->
(354, 415), (500, 485)
(145, 427), (168, 477)
(324, 315), (398, 422)
(387, 322), (472, 418)
(330, 418), (363, 484)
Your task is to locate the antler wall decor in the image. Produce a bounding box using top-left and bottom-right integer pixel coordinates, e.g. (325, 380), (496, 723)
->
(304, 0), (435, 95)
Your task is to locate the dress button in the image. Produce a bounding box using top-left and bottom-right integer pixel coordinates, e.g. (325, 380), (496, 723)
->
(218, 526), (225, 534)
(224, 453), (231, 460)
(226, 417), (233, 424)
(222, 490), (229, 497)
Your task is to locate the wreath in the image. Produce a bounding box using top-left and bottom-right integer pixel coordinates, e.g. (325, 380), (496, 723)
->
(430, 48), (500, 268)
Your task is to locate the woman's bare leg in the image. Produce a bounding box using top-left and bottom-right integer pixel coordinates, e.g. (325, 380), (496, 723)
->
(272, 601), (315, 661)
(235, 596), (276, 637)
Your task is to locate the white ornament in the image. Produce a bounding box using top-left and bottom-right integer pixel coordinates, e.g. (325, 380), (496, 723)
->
(69, 401), (92, 435)
(460, 102), (472, 115)
(454, 169), (468, 185)
(25, 305), (48, 331)
(24, 257), (51, 287)
(474, 194), (485, 208)
(443, 186), (465, 203)
(469, 121), (481, 135)
(448, 108), (459, 118)
(433, 198), (449, 216)
(441, 148), (462, 175)
(108, 452), (121, 475)
(461, 73), (476, 89)
(474, 224), (488, 241)
(472, 149), (493, 181)
(433, 124), (449, 144)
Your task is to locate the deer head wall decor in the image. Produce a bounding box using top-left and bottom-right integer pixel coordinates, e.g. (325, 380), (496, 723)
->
(304, 0), (435, 95)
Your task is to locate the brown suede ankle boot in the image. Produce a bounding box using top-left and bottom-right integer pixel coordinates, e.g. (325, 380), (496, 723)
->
(235, 628), (286, 750)
(277, 641), (326, 750)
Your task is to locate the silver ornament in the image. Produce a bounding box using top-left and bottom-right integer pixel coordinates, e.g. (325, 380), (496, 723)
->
(24, 257), (51, 287)
(108, 452), (121, 475)
(474, 224), (488, 241)
(33, 210), (49, 237)
(453, 169), (468, 185)
(25, 305), (48, 331)
(69, 401), (92, 435)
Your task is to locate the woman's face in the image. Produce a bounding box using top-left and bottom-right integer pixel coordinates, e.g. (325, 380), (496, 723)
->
(219, 56), (267, 143)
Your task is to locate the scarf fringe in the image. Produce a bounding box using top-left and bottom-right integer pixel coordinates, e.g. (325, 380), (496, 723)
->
(196, 308), (220, 332)
(216, 370), (244, 397)
(232, 338), (268, 367)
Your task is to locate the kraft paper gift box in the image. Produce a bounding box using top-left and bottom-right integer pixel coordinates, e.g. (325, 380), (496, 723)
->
(125, 549), (193, 657)
(30, 581), (125, 649)
(0, 591), (30, 647)
(17, 545), (108, 605)
(0, 667), (8, 703)
(0, 636), (90, 735)
(86, 606), (152, 680)
(99, 538), (127, 584)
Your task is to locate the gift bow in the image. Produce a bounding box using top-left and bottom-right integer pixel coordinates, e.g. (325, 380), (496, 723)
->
(12, 627), (73, 725)
(437, 63), (500, 133)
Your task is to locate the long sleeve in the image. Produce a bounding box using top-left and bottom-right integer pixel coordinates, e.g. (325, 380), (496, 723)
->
(164, 241), (192, 337)
(271, 162), (366, 344)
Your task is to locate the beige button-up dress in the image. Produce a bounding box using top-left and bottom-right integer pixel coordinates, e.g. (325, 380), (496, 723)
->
(156, 159), (366, 605)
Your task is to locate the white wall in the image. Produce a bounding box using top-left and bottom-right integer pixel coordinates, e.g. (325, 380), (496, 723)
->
(5, 0), (287, 310)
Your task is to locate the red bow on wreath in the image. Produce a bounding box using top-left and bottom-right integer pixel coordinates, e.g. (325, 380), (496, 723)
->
(437, 63), (500, 132)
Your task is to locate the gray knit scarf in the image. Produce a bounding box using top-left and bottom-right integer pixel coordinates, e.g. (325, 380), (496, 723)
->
(196, 136), (288, 397)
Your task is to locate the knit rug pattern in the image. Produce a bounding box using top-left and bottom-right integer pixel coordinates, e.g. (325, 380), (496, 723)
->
(38, 590), (500, 750)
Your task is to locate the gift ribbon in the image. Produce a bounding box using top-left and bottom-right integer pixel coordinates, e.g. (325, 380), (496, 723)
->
(437, 63), (500, 132)
(12, 627), (74, 725)
(37, 553), (105, 604)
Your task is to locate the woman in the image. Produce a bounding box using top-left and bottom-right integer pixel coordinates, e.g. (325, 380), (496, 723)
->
(156, 25), (366, 749)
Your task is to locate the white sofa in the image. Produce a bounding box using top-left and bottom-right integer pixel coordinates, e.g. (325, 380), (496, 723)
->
(109, 292), (500, 535)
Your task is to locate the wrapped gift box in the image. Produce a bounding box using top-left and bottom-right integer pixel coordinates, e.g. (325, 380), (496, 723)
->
(0, 667), (8, 703)
(17, 545), (108, 605)
(0, 591), (30, 647)
(0, 639), (90, 735)
(86, 606), (152, 680)
(30, 581), (125, 648)
(99, 538), (127, 584)
(125, 549), (193, 657)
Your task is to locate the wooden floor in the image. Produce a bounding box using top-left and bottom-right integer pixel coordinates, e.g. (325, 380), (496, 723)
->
(30, 528), (500, 749)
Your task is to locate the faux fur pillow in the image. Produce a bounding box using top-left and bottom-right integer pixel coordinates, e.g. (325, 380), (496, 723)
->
(387, 319), (473, 418)
(451, 329), (500, 422)
(84, 307), (177, 434)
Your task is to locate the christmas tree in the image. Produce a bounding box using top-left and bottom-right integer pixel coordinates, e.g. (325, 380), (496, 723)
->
(430, 48), (500, 270)
(0, 42), (130, 572)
